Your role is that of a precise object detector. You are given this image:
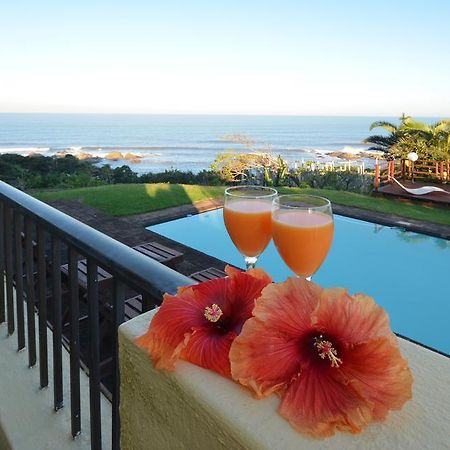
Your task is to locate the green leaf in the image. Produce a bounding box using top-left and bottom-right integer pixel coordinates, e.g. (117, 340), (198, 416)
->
(369, 121), (398, 133)
(400, 117), (431, 133)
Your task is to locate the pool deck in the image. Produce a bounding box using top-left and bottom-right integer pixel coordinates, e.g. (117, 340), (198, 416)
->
(331, 203), (450, 240)
(377, 180), (450, 207)
(47, 198), (229, 277)
(47, 196), (450, 280)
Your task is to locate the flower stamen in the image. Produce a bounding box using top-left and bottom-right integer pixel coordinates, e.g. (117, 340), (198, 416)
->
(314, 337), (342, 368)
(204, 304), (223, 323)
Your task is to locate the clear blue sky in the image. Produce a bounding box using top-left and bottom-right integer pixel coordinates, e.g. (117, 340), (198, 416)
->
(1, 0), (449, 115)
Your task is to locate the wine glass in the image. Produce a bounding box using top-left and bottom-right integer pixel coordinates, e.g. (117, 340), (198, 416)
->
(271, 194), (334, 279)
(223, 185), (278, 270)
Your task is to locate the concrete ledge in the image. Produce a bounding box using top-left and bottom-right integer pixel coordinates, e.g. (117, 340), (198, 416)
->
(119, 310), (450, 450)
(0, 318), (112, 450)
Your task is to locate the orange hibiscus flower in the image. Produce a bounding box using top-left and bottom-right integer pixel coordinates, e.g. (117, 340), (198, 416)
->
(136, 266), (271, 378)
(230, 277), (413, 438)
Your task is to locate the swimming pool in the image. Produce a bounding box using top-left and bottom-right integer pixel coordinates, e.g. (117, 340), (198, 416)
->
(149, 210), (450, 356)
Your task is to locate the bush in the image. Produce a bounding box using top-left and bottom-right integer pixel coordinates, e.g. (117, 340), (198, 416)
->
(289, 169), (374, 194)
(139, 169), (222, 185)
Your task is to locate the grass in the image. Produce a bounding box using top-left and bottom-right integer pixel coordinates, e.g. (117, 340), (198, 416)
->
(279, 187), (450, 226)
(34, 184), (225, 216)
(33, 183), (450, 226)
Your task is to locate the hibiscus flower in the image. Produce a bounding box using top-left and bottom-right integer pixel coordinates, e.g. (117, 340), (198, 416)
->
(230, 277), (413, 437)
(136, 265), (272, 378)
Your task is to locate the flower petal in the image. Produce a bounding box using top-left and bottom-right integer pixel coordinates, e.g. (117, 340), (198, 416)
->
(230, 317), (306, 397)
(254, 277), (323, 337)
(226, 266), (272, 328)
(313, 291), (395, 346)
(338, 338), (413, 421)
(279, 365), (373, 438)
(230, 277), (323, 396)
(180, 329), (236, 378)
(135, 287), (207, 370)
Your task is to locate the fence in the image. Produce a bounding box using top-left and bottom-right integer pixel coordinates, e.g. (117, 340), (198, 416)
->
(374, 159), (450, 190)
(0, 181), (194, 450)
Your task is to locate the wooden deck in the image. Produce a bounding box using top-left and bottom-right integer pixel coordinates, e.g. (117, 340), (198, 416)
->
(377, 180), (450, 207)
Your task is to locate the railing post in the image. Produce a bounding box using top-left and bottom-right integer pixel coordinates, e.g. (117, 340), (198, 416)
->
(87, 259), (102, 450)
(25, 217), (37, 367)
(52, 237), (64, 411)
(374, 160), (380, 191)
(14, 212), (25, 351)
(0, 202), (5, 325)
(4, 205), (14, 335)
(112, 279), (125, 450)
(69, 247), (81, 438)
(37, 225), (49, 389)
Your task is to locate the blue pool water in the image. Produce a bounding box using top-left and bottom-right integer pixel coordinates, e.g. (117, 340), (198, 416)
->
(149, 210), (450, 356)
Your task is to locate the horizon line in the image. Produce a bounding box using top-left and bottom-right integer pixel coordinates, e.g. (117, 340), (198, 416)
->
(0, 111), (445, 118)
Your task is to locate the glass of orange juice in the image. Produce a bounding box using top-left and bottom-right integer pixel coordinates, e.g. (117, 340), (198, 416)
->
(272, 194), (333, 279)
(223, 185), (278, 270)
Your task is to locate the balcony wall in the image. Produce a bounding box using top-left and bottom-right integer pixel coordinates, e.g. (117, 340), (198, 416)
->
(119, 309), (450, 450)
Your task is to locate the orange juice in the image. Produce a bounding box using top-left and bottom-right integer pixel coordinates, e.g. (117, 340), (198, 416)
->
(223, 199), (273, 257)
(272, 210), (333, 277)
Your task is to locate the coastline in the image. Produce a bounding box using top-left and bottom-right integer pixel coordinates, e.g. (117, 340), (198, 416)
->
(0, 145), (382, 174)
(0, 114), (388, 173)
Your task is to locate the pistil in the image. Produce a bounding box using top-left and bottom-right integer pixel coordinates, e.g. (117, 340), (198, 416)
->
(204, 304), (223, 323)
(314, 336), (342, 368)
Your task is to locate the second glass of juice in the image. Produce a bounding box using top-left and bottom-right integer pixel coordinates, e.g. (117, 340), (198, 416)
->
(272, 194), (334, 278)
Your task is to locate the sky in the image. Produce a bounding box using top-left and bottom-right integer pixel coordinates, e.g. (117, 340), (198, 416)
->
(1, 0), (449, 116)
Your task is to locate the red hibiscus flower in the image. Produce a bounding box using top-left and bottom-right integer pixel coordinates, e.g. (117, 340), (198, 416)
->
(230, 277), (413, 437)
(136, 265), (272, 378)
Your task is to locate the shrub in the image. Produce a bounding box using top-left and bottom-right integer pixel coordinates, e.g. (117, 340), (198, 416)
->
(289, 169), (374, 194)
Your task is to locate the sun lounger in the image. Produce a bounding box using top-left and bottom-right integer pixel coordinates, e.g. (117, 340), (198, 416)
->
(60, 241), (184, 289)
(132, 241), (184, 268)
(189, 267), (227, 283)
(391, 177), (450, 196)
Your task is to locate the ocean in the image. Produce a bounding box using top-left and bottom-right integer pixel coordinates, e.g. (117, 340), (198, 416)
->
(0, 113), (425, 173)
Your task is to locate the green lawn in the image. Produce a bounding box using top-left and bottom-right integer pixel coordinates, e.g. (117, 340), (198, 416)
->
(34, 184), (225, 216)
(33, 183), (450, 226)
(280, 187), (450, 226)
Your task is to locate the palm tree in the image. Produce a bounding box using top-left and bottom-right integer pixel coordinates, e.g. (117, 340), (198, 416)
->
(364, 115), (450, 160)
(363, 120), (402, 158)
(395, 117), (450, 160)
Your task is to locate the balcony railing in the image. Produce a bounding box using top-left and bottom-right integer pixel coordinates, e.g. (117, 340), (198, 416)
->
(0, 181), (194, 450)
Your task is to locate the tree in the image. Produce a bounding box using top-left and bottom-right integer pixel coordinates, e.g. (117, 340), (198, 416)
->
(364, 115), (450, 160)
(212, 134), (289, 185)
(112, 165), (138, 184)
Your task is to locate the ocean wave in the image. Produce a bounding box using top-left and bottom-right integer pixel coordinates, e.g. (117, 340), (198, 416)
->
(0, 147), (50, 155)
(329, 142), (370, 148)
(78, 145), (219, 152)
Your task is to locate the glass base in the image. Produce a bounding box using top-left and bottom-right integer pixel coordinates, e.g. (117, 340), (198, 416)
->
(244, 256), (258, 270)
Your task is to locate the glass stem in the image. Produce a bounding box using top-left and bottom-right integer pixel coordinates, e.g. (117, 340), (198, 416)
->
(244, 256), (258, 270)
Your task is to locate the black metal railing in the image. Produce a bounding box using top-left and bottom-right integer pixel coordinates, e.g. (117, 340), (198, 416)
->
(0, 181), (194, 450)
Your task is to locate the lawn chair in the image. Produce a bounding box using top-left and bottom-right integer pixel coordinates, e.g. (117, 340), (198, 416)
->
(391, 177), (450, 196)
(189, 267), (227, 283)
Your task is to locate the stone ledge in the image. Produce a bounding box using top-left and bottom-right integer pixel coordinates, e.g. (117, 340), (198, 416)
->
(119, 310), (450, 450)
